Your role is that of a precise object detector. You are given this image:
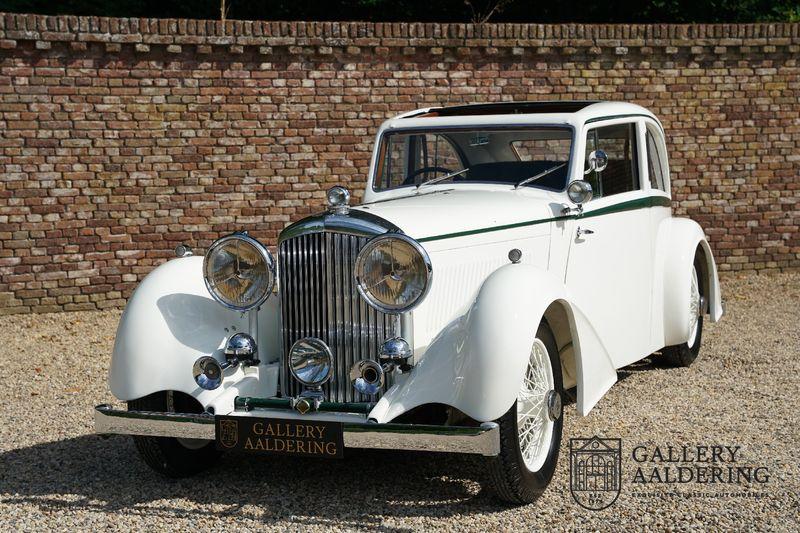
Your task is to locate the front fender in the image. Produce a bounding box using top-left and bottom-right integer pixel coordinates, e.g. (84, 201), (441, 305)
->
(109, 256), (281, 410)
(369, 263), (617, 423)
(659, 218), (723, 346)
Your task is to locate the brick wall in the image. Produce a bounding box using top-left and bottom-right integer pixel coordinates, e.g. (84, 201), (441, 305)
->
(0, 13), (798, 314)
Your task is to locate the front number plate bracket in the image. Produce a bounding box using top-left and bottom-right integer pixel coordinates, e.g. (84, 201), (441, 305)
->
(215, 415), (344, 458)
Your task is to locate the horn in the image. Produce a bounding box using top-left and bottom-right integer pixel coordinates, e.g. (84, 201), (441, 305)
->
(350, 359), (385, 396)
(193, 356), (224, 390)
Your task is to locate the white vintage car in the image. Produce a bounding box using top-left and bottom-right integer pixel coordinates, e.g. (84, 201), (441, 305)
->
(95, 101), (723, 503)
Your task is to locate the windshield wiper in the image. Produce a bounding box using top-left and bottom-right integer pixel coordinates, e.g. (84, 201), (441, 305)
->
(416, 168), (470, 190)
(514, 163), (566, 189)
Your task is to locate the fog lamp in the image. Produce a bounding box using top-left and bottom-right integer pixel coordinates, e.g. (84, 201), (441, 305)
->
(289, 337), (333, 387)
(326, 186), (350, 214)
(379, 337), (412, 362)
(224, 332), (259, 366)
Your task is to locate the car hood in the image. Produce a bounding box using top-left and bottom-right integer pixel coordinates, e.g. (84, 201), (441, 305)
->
(353, 187), (562, 243)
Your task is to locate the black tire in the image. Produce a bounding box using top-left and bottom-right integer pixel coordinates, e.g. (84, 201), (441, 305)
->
(486, 321), (563, 504)
(662, 255), (704, 367)
(128, 391), (220, 478)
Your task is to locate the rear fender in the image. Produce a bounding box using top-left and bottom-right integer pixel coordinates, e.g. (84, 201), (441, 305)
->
(369, 263), (617, 423)
(659, 218), (723, 346)
(109, 256), (280, 412)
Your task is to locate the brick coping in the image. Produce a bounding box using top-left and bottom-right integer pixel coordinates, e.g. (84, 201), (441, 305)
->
(1, 12), (798, 50)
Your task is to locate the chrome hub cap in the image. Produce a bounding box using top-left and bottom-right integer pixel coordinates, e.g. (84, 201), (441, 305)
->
(517, 338), (556, 472)
(688, 266), (701, 346)
(546, 389), (562, 422)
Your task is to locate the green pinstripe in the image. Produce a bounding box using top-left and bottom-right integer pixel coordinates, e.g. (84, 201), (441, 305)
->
(417, 195), (671, 243)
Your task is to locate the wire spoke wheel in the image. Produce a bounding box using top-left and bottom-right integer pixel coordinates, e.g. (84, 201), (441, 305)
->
(687, 265), (701, 347)
(486, 321), (563, 504)
(516, 338), (555, 472)
(662, 253), (705, 368)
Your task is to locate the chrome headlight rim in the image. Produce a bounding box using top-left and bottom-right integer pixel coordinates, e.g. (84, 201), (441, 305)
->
(203, 232), (276, 312)
(354, 232), (432, 314)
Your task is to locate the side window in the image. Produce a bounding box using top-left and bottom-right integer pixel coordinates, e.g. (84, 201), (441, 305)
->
(584, 123), (640, 198)
(645, 128), (667, 192)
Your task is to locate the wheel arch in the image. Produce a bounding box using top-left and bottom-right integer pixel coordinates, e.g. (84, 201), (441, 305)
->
(369, 263), (617, 423)
(109, 256), (279, 410)
(542, 300), (578, 390)
(658, 218), (723, 347)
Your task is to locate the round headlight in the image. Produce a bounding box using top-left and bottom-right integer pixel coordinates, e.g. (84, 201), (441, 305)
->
(289, 337), (333, 386)
(203, 233), (275, 311)
(354, 233), (432, 314)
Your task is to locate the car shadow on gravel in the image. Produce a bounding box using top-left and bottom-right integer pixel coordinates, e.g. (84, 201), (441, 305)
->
(0, 433), (512, 527)
(616, 356), (660, 382)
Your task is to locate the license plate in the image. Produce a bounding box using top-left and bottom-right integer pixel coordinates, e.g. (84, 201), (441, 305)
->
(214, 415), (344, 458)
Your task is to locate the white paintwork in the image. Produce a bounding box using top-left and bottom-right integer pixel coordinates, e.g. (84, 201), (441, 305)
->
(109, 101), (722, 425)
(356, 186), (564, 245)
(109, 256), (281, 413)
(368, 263), (617, 422)
(564, 189), (656, 368)
(657, 218), (723, 346)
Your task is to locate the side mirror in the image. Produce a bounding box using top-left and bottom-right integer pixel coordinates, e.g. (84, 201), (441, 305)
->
(567, 180), (594, 206)
(584, 149), (608, 175)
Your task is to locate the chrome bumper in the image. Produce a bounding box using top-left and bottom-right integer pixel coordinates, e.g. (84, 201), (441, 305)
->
(94, 405), (500, 456)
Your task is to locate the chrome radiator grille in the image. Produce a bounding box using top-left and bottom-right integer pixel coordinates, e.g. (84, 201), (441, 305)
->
(278, 232), (399, 402)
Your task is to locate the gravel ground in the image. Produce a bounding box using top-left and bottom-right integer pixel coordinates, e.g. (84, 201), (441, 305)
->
(0, 272), (798, 531)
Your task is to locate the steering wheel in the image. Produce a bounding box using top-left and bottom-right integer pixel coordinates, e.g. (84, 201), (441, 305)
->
(403, 166), (456, 186)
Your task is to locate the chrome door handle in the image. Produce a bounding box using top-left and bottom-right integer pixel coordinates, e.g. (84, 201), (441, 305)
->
(576, 226), (595, 238)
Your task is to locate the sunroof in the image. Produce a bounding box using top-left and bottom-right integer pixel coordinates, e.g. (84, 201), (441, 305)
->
(421, 101), (599, 117)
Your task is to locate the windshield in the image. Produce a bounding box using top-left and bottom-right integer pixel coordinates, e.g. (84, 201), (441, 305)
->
(373, 127), (573, 192)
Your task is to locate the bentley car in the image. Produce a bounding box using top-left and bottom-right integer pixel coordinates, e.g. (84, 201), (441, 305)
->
(95, 101), (723, 503)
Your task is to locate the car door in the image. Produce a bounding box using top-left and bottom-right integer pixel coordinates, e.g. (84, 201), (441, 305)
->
(565, 120), (655, 368)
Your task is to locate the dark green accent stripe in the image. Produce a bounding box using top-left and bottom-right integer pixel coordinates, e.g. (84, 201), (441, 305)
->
(417, 195), (671, 243)
(418, 214), (572, 242)
(98, 407), (213, 424)
(343, 423), (489, 436)
(235, 396), (374, 415)
(579, 194), (671, 219)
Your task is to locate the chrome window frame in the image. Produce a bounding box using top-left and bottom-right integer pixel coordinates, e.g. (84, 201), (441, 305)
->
(370, 124), (578, 194)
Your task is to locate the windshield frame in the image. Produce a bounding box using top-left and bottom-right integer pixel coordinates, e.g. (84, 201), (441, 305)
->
(370, 124), (577, 194)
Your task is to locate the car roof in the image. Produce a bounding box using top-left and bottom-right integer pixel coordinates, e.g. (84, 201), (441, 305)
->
(412, 101), (600, 116)
(385, 101), (659, 130)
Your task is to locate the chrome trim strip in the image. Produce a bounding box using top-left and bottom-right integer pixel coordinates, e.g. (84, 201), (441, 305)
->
(95, 404), (215, 439)
(344, 421), (499, 456)
(95, 405), (500, 456)
(279, 210), (401, 243)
